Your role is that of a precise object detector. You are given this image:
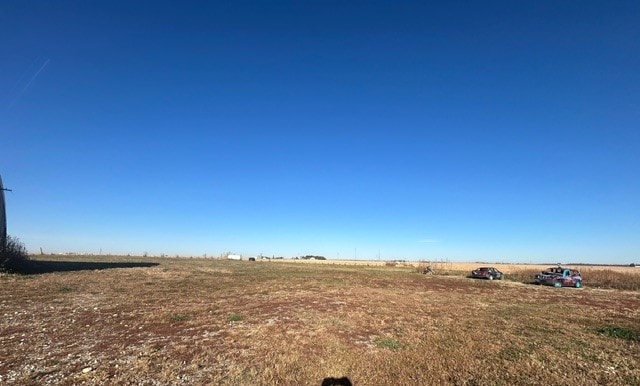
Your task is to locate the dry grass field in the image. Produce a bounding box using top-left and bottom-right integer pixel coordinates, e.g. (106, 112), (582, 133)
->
(1, 256), (639, 385)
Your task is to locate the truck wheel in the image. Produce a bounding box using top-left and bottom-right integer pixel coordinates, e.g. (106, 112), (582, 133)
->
(554, 281), (562, 288)
(488, 275), (494, 280)
(575, 281), (582, 288)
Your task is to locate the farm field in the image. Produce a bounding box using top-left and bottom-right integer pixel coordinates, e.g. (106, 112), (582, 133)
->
(1, 256), (639, 385)
(285, 258), (639, 274)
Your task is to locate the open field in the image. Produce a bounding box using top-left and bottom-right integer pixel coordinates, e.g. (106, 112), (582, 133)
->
(1, 256), (639, 385)
(286, 259), (640, 291)
(285, 258), (640, 273)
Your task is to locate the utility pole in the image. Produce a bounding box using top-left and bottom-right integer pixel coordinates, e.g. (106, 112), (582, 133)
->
(0, 175), (11, 252)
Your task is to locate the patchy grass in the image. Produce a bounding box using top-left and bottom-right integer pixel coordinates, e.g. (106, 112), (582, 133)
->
(375, 337), (402, 350)
(597, 326), (639, 342)
(0, 256), (638, 385)
(170, 313), (190, 322)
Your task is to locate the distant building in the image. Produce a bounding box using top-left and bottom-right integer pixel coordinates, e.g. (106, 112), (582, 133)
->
(227, 254), (242, 261)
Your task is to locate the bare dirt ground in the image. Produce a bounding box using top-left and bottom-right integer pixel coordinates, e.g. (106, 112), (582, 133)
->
(1, 256), (638, 385)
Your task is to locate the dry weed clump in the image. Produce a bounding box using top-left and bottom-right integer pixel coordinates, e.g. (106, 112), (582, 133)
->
(419, 260), (470, 276)
(415, 263), (428, 274)
(503, 269), (540, 284)
(580, 268), (640, 291)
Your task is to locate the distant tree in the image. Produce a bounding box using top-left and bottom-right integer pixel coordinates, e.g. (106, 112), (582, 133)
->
(301, 255), (326, 260)
(0, 235), (30, 273)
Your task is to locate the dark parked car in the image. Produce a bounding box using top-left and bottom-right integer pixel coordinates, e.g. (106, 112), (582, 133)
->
(471, 267), (503, 280)
(535, 267), (582, 288)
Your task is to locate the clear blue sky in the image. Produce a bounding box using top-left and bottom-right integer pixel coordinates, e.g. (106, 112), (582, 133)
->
(1, 1), (638, 263)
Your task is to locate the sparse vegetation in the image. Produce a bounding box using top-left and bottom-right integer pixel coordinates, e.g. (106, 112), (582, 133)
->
(0, 256), (638, 385)
(375, 337), (402, 349)
(597, 326), (639, 341)
(170, 313), (190, 322)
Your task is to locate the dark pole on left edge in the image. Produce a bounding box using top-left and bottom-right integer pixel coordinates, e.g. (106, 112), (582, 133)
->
(0, 174), (11, 253)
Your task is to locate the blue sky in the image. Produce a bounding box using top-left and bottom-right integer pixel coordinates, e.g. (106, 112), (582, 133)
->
(1, 1), (638, 263)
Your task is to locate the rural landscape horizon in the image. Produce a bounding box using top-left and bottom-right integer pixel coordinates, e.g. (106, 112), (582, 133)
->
(23, 250), (640, 268)
(1, 3), (639, 383)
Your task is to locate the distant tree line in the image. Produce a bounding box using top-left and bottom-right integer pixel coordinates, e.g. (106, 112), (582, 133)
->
(299, 255), (326, 260)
